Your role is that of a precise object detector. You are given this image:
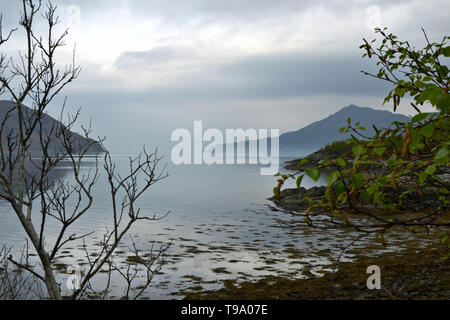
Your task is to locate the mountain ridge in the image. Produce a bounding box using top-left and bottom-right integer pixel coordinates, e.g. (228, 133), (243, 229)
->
(0, 100), (106, 155)
(279, 104), (411, 155)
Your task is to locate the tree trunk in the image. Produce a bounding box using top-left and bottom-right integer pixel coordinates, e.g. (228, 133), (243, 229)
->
(16, 212), (62, 300)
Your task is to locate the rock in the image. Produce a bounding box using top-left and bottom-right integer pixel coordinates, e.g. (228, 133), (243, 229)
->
(268, 186), (326, 212)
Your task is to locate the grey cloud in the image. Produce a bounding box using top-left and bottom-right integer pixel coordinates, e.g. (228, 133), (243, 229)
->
(104, 51), (390, 104)
(0, 0), (415, 27)
(2, 0), (448, 155)
(216, 53), (389, 97)
(78, 0), (412, 22)
(115, 46), (179, 69)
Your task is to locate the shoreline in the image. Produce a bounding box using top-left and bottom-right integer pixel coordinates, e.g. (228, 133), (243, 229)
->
(180, 231), (449, 300)
(178, 149), (450, 300)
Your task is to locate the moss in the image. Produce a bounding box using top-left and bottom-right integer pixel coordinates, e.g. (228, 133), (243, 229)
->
(184, 246), (209, 254)
(262, 257), (284, 265)
(283, 248), (302, 259)
(187, 285), (204, 291)
(53, 263), (67, 272)
(228, 259), (242, 263)
(126, 256), (146, 264)
(182, 274), (203, 282)
(207, 245), (233, 252)
(211, 267), (232, 274)
(182, 239), (450, 300)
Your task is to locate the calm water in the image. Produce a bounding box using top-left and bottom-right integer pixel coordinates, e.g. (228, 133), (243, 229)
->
(0, 154), (371, 299)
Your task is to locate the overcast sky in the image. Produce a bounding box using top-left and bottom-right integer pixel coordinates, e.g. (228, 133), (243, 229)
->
(1, 0), (449, 153)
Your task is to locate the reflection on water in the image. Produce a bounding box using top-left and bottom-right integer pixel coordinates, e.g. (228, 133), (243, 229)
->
(0, 154), (380, 299)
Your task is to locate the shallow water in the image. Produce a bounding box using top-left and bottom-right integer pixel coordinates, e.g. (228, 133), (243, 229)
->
(0, 154), (390, 299)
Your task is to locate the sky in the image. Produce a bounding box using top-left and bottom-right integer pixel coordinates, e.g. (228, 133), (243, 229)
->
(0, 0), (449, 153)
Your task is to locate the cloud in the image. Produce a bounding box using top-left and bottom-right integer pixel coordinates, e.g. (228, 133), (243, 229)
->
(115, 46), (179, 68)
(83, 49), (389, 105)
(0, 0), (448, 153)
(216, 52), (390, 98)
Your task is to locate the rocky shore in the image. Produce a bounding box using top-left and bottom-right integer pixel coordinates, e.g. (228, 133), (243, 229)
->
(182, 240), (450, 300)
(277, 149), (450, 214)
(283, 146), (350, 171)
(269, 186), (326, 212)
(268, 184), (448, 214)
(179, 154), (450, 300)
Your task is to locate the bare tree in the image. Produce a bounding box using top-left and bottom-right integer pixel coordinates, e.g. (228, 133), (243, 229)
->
(0, 1), (169, 300)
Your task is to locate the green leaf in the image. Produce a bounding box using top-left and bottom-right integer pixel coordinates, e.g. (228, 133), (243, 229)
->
(335, 181), (346, 196)
(424, 165), (436, 176)
(360, 191), (370, 202)
(352, 145), (365, 157)
(419, 123), (434, 138)
(336, 157), (346, 167)
(411, 113), (430, 123)
(435, 91), (450, 112)
(442, 46), (450, 57)
(394, 86), (407, 97)
(352, 172), (365, 189)
(325, 188), (332, 202)
(327, 171), (340, 185)
(418, 171), (428, 184)
(273, 187), (279, 197)
(409, 132), (422, 151)
(434, 147), (448, 165)
(419, 87), (441, 102)
(306, 168), (320, 182)
(296, 175), (304, 188)
(373, 147), (387, 156)
(373, 191), (384, 205)
(339, 127), (345, 134)
(387, 154), (397, 168)
(367, 184), (379, 196)
(377, 176), (389, 186)
(418, 87), (450, 111)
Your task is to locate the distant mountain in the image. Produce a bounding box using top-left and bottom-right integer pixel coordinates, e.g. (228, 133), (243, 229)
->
(0, 100), (105, 155)
(279, 104), (410, 155)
